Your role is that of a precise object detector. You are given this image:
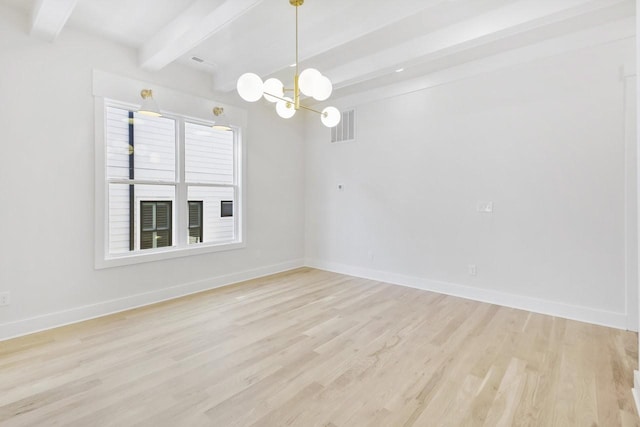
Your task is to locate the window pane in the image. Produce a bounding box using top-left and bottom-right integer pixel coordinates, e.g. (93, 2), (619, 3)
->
(133, 113), (176, 181)
(188, 186), (235, 243)
(185, 122), (233, 184)
(108, 184), (175, 254)
(108, 183), (132, 254)
(106, 107), (131, 180)
(105, 106), (176, 181)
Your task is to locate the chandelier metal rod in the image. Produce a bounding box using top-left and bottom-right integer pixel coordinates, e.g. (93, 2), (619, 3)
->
(264, 91), (324, 115)
(295, 4), (299, 77)
(293, 3), (301, 110)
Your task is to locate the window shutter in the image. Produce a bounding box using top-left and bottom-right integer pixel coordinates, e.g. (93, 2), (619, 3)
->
(140, 201), (172, 249)
(141, 202), (154, 231)
(189, 202), (201, 227)
(156, 229), (171, 246)
(188, 201), (203, 244)
(156, 202), (170, 230)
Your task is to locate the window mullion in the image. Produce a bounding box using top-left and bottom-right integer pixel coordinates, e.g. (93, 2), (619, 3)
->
(176, 118), (188, 247)
(234, 129), (241, 242)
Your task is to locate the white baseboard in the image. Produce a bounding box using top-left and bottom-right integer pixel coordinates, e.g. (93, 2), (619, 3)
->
(0, 259), (305, 342)
(305, 258), (630, 331)
(1, 257), (630, 342)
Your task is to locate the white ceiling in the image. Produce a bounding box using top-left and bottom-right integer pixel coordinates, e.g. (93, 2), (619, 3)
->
(2, 0), (635, 100)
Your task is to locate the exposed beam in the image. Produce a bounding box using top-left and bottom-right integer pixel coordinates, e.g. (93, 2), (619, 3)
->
(329, 16), (634, 109)
(140, 0), (264, 71)
(30, 0), (78, 42)
(323, 0), (629, 89)
(212, 0), (622, 93)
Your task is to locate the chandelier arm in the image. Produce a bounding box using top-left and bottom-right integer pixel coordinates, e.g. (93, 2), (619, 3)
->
(263, 91), (292, 104)
(297, 104), (324, 115)
(264, 91), (325, 116)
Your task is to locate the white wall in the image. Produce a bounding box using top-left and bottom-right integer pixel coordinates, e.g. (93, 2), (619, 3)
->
(0, 2), (635, 339)
(305, 37), (637, 329)
(0, 5), (306, 339)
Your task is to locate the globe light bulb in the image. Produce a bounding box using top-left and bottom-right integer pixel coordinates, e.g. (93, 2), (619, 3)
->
(321, 106), (341, 127)
(313, 75), (333, 101)
(276, 97), (296, 119)
(237, 73), (264, 102)
(263, 78), (284, 103)
(298, 68), (321, 97)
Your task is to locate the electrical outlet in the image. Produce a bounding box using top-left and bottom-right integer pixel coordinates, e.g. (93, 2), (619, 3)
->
(468, 265), (477, 276)
(0, 292), (10, 306)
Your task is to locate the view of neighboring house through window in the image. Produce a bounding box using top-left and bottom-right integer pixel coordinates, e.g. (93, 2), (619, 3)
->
(140, 201), (172, 249)
(188, 201), (203, 244)
(104, 105), (239, 257)
(221, 200), (233, 217)
(185, 121), (236, 245)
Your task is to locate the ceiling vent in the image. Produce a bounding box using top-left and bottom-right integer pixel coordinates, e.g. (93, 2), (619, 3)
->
(331, 109), (355, 143)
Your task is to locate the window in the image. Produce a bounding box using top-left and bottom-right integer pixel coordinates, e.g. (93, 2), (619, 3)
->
(97, 101), (243, 267)
(221, 200), (233, 217)
(188, 201), (203, 244)
(141, 201), (172, 249)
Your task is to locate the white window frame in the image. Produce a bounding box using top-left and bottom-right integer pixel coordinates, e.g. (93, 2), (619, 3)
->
(93, 71), (246, 269)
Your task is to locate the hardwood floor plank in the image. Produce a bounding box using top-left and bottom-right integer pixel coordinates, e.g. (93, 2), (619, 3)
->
(0, 268), (637, 426)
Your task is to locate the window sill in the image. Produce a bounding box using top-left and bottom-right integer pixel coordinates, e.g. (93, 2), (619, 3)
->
(95, 241), (245, 269)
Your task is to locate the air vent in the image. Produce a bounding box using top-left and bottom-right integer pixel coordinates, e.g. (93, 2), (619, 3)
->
(331, 109), (355, 143)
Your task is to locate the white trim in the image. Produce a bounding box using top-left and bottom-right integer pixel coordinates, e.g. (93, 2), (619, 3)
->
(0, 260), (304, 342)
(623, 73), (639, 331)
(99, 241), (246, 269)
(92, 70), (247, 124)
(633, 371), (640, 415)
(305, 259), (630, 331)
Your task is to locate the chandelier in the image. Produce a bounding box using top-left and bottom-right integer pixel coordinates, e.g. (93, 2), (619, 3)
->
(236, 0), (341, 128)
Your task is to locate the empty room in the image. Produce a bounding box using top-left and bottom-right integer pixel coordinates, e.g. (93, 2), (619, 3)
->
(1, 0), (640, 425)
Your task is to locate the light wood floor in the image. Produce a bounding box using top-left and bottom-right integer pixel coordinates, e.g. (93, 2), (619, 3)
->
(0, 268), (638, 426)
